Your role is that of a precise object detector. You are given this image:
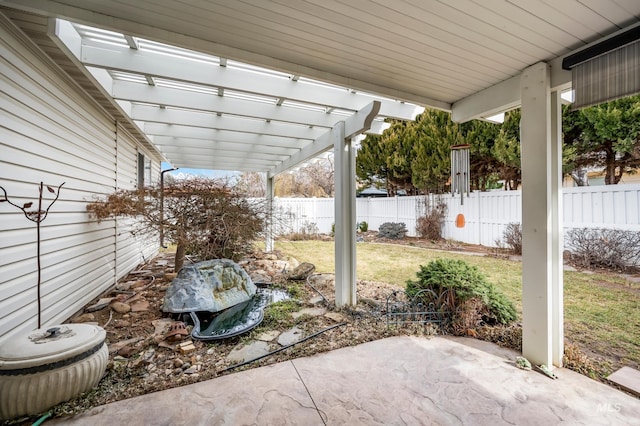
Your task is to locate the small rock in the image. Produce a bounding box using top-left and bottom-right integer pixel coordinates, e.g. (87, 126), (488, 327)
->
(181, 362), (191, 370)
(250, 271), (272, 284)
(173, 368), (183, 375)
(287, 262), (315, 280)
(118, 346), (137, 358)
(146, 364), (156, 372)
(130, 300), (150, 312)
(206, 348), (215, 355)
(132, 280), (148, 289)
(226, 341), (272, 363)
(73, 313), (95, 323)
(115, 282), (132, 291)
(142, 349), (155, 364)
(277, 326), (303, 346)
(144, 373), (158, 383)
(324, 312), (347, 323)
(165, 368), (173, 376)
(309, 296), (324, 305)
(108, 337), (144, 354)
(86, 298), (115, 312)
(291, 307), (326, 319)
(111, 301), (131, 313)
(113, 320), (129, 328)
(256, 330), (280, 342)
(183, 366), (198, 374)
(173, 358), (184, 368)
(155, 260), (169, 267)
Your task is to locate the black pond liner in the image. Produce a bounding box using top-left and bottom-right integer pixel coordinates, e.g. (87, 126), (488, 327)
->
(188, 287), (289, 341)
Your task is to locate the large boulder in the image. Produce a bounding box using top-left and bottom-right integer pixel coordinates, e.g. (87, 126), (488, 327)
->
(163, 259), (256, 313)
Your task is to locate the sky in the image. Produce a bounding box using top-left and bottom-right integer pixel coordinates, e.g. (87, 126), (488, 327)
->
(161, 162), (240, 180)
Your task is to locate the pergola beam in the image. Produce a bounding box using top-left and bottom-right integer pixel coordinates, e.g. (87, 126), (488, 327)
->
(155, 141), (293, 159)
(145, 124), (307, 149)
(269, 101), (380, 177)
(132, 105), (323, 139)
(80, 43), (422, 120)
(111, 80), (342, 128)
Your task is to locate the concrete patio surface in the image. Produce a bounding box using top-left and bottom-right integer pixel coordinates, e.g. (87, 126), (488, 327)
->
(50, 336), (640, 425)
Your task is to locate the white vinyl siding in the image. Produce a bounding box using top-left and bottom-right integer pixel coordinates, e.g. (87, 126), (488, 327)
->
(115, 125), (158, 279)
(0, 16), (159, 343)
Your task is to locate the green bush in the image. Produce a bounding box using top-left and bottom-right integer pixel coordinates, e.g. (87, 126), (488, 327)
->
(358, 221), (368, 232)
(406, 259), (516, 326)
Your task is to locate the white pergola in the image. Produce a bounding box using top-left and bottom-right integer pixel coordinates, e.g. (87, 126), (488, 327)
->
(2, 0), (640, 369)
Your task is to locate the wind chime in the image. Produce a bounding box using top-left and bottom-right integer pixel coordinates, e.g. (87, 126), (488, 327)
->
(450, 144), (470, 205)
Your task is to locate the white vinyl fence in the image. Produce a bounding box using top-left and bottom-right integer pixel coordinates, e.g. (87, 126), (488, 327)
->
(272, 184), (640, 247)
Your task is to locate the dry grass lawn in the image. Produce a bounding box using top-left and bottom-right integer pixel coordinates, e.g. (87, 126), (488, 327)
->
(275, 239), (640, 380)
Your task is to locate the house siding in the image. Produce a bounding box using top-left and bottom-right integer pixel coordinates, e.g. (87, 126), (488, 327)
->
(0, 15), (159, 343)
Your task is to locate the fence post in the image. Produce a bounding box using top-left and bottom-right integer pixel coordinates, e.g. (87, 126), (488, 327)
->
(477, 191), (482, 245)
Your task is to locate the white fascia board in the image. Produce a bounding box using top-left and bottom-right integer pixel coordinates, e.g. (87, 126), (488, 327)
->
(148, 127), (306, 149)
(451, 74), (521, 123)
(153, 136), (299, 156)
(451, 61), (572, 123)
(131, 105), (324, 140)
(269, 101), (380, 177)
(112, 81), (338, 127)
(81, 43), (422, 120)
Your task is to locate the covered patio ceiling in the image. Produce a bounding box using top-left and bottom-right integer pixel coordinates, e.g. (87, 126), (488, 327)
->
(3, 0), (640, 175)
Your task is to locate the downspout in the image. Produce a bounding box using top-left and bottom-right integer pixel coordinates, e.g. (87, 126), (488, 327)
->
(160, 167), (178, 248)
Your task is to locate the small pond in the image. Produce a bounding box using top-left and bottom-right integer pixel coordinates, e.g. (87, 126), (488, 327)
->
(188, 286), (290, 341)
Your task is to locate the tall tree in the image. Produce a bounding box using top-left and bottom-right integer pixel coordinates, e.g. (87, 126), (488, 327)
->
(265, 156), (335, 197)
(461, 119), (502, 191)
(563, 96), (640, 184)
(492, 109), (522, 190)
(356, 122), (415, 195)
(411, 109), (463, 192)
(234, 171), (266, 197)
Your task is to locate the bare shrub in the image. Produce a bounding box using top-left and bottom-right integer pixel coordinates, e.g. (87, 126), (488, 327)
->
(563, 342), (599, 379)
(416, 195), (447, 240)
(502, 223), (522, 255)
(87, 178), (269, 270)
(566, 227), (640, 272)
(378, 222), (407, 239)
(285, 221), (320, 241)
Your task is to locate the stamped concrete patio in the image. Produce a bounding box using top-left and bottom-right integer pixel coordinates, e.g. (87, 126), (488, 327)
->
(50, 336), (639, 425)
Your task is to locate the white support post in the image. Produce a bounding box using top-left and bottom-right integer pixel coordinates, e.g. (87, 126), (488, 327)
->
(550, 90), (564, 367)
(520, 62), (563, 367)
(265, 174), (274, 253)
(334, 122), (357, 307)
